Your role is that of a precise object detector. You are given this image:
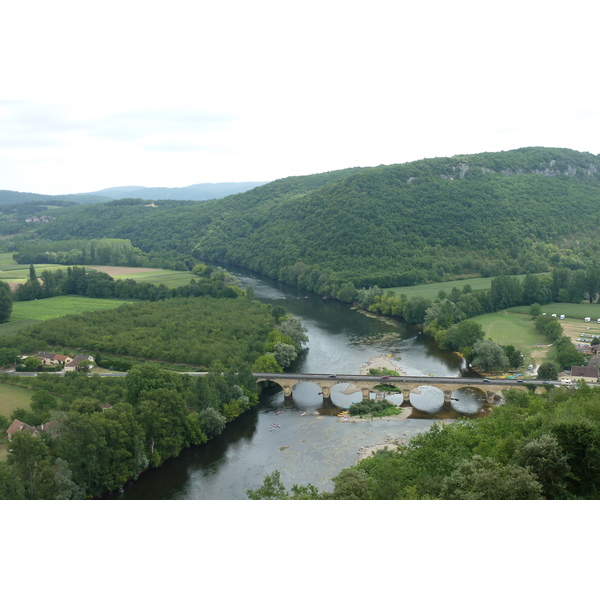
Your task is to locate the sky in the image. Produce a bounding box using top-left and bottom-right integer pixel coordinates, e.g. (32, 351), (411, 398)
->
(2, 0), (599, 195)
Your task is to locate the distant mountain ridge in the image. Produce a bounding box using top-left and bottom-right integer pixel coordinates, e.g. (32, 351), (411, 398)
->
(79, 181), (269, 201)
(0, 181), (269, 206)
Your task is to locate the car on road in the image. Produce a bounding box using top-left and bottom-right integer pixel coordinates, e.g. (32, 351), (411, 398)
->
(381, 375), (390, 379)
(482, 378), (490, 382)
(329, 374), (337, 378)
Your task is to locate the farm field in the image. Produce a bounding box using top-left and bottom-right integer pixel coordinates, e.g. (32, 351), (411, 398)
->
(467, 310), (550, 369)
(507, 304), (600, 346)
(0, 296), (136, 335)
(385, 273), (533, 300)
(0, 382), (34, 417)
(508, 303), (600, 320)
(0, 254), (196, 290)
(90, 266), (195, 288)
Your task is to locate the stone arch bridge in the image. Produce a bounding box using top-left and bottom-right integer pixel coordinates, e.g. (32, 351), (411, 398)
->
(254, 372), (541, 405)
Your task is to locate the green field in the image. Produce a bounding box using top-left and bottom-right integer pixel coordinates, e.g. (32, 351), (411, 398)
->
(508, 303), (600, 320)
(467, 310), (551, 369)
(104, 269), (195, 288)
(468, 311), (548, 347)
(386, 274), (533, 300)
(0, 296), (135, 335)
(0, 253), (197, 290)
(0, 263), (66, 287)
(0, 382), (34, 417)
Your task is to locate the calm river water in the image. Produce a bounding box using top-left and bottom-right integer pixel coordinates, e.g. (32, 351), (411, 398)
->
(112, 267), (483, 500)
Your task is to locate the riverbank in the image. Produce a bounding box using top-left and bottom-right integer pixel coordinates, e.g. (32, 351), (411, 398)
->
(356, 435), (411, 461)
(358, 354), (406, 376)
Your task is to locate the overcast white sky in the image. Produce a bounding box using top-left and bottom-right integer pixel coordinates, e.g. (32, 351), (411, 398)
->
(2, 0), (599, 195)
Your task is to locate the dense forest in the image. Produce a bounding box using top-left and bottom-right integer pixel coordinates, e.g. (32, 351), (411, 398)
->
(16, 147), (600, 300)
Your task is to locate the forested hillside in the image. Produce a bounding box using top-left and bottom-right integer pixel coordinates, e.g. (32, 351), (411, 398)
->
(24, 147), (600, 297)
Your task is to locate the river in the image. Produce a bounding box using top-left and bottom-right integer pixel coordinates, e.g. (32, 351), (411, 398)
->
(112, 267), (483, 500)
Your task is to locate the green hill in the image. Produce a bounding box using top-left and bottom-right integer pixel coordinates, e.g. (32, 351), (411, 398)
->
(23, 147), (600, 295)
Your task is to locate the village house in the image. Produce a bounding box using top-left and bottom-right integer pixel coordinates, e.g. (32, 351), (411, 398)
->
(6, 419), (37, 440)
(569, 365), (599, 383)
(6, 419), (61, 440)
(63, 355), (95, 371)
(37, 352), (71, 367)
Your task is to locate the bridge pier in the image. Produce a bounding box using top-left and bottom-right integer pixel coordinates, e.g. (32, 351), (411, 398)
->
(443, 390), (453, 403)
(361, 388), (370, 400)
(282, 385), (293, 399)
(321, 386), (331, 399)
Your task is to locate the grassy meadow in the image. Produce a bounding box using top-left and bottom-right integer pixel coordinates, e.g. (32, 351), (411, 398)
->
(467, 310), (550, 369)
(0, 252), (196, 290)
(0, 382), (34, 418)
(93, 267), (195, 288)
(508, 303), (600, 320)
(0, 296), (136, 335)
(385, 273), (532, 300)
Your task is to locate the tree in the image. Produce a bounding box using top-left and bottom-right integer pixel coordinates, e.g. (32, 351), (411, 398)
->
(403, 296), (432, 324)
(472, 339), (509, 372)
(529, 303), (542, 318)
(0, 463), (26, 499)
(503, 345), (524, 369)
(440, 456), (544, 500)
(30, 391), (58, 420)
(278, 317), (308, 348)
(252, 353), (282, 373)
(54, 458), (86, 500)
(247, 470), (289, 499)
(198, 407), (227, 439)
(537, 362), (559, 380)
(514, 435), (571, 499)
(247, 470), (321, 500)
(137, 389), (206, 467)
(445, 320), (485, 352)
(0, 347), (19, 367)
(272, 342), (298, 368)
(7, 431), (54, 499)
(0, 281), (12, 323)
(323, 468), (372, 500)
(337, 282), (357, 303)
(126, 363), (182, 405)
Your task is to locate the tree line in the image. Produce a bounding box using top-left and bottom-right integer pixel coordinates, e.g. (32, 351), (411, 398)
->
(13, 263), (243, 303)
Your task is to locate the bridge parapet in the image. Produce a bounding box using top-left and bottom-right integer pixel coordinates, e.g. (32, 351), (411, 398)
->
(255, 374), (529, 404)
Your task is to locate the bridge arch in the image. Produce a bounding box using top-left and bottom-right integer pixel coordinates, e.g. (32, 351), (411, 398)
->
(407, 385), (445, 413)
(449, 386), (487, 414)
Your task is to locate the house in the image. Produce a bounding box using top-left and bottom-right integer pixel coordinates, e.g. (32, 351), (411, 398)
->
(570, 365), (599, 383)
(588, 354), (600, 368)
(38, 420), (61, 438)
(6, 419), (37, 440)
(63, 355), (95, 372)
(37, 352), (70, 367)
